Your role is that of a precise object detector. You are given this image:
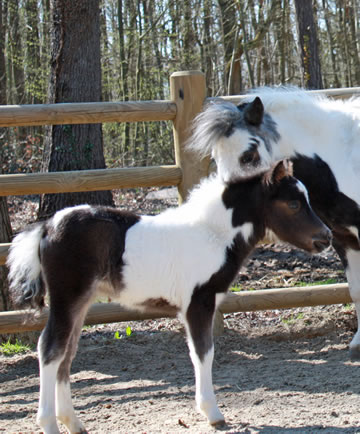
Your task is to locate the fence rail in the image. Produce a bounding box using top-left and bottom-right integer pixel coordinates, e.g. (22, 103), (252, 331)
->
(0, 100), (176, 127)
(0, 283), (351, 334)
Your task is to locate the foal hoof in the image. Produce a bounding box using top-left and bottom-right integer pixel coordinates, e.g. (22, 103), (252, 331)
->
(210, 418), (226, 429)
(349, 345), (360, 361)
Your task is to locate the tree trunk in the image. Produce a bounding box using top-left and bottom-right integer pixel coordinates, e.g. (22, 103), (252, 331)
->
(217, 0), (238, 93)
(118, 0), (130, 164)
(25, 0), (41, 104)
(294, 0), (323, 89)
(0, 0), (6, 106)
(0, 197), (12, 312)
(0, 3), (12, 311)
(38, 0), (113, 220)
(347, 1), (360, 85)
(322, 0), (340, 88)
(8, 0), (25, 104)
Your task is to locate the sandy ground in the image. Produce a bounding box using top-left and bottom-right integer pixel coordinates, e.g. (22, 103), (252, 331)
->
(2, 190), (360, 433)
(1, 303), (360, 434)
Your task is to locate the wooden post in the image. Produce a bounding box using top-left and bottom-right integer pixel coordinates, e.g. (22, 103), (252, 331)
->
(170, 71), (210, 203)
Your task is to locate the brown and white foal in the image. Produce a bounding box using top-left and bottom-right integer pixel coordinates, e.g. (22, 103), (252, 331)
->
(7, 160), (330, 433)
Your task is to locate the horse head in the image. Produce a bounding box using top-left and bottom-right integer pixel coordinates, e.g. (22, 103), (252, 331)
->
(189, 97), (278, 182)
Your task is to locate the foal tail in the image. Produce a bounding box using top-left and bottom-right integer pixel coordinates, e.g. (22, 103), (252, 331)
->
(7, 223), (46, 310)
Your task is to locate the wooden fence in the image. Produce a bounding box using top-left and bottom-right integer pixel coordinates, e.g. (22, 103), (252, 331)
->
(0, 70), (357, 333)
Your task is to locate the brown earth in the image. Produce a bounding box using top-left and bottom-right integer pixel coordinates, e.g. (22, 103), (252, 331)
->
(1, 190), (360, 434)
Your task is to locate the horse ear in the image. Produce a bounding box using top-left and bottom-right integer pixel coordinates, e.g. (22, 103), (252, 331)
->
(269, 159), (293, 184)
(244, 97), (264, 126)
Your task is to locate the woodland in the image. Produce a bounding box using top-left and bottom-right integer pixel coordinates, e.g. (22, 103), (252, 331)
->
(1, 0), (360, 171)
(0, 0), (360, 309)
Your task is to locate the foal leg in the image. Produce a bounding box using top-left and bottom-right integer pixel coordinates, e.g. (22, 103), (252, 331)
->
(56, 303), (91, 433)
(37, 315), (68, 434)
(344, 249), (360, 360)
(185, 291), (224, 426)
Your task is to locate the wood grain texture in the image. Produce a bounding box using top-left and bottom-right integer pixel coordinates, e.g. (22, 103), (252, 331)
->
(0, 165), (182, 196)
(0, 100), (176, 127)
(170, 71), (211, 203)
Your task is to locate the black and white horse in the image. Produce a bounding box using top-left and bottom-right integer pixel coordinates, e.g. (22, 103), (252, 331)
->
(7, 160), (330, 432)
(190, 88), (360, 359)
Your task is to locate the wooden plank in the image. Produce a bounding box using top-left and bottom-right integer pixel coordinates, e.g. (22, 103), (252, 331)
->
(0, 284), (351, 334)
(0, 100), (176, 127)
(0, 303), (176, 334)
(220, 283), (351, 313)
(0, 165), (182, 196)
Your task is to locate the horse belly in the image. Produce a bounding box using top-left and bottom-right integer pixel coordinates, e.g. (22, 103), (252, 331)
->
(118, 221), (230, 313)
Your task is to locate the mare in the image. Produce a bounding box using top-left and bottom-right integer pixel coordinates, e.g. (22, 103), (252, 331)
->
(189, 88), (360, 359)
(7, 160), (330, 432)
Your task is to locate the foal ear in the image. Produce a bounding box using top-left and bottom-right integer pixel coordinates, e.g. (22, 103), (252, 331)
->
(269, 159), (293, 184)
(243, 97), (264, 126)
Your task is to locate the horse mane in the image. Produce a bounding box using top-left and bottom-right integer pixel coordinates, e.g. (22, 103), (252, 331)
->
(186, 99), (243, 158)
(248, 85), (324, 112)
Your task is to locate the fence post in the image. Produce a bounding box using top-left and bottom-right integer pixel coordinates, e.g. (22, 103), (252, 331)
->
(170, 71), (210, 203)
(170, 71), (224, 335)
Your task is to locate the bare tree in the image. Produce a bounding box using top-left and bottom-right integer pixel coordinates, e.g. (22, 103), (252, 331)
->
(0, 0), (12, 312)
(38, 0), (114, 220)
(294, 0), (323, 89)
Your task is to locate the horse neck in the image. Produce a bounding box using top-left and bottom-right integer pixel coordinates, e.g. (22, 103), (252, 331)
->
(264, 93), (353, 160)
(181, 175), (264, 251)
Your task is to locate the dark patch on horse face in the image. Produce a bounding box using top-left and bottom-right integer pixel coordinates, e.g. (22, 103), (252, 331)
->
(292, 153), (360, 253)
(238, 140), (261, 167)
(40, 206), (140, 365)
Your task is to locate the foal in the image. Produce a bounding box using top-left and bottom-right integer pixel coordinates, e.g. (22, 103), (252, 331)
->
(7, 160), (330, 432)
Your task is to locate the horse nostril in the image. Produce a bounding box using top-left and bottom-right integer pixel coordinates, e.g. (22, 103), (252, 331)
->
(312, 231), (332, 252)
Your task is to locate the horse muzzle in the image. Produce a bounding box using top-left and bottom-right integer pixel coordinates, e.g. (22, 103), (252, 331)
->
(312, 230), (332, 253)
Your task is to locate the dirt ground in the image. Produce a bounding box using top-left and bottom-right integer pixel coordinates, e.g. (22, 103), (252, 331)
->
(2, 190), (360, 433)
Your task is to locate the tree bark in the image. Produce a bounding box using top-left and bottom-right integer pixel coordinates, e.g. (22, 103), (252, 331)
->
(322, 0), (340, 88)
(38, 0), (113, 220)
(217, 0), (238, 93)
(294, 0), (323, 89)
(0, 3), (12, 311)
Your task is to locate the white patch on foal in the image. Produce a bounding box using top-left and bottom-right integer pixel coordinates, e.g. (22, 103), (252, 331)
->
(51, 204), (92, 231)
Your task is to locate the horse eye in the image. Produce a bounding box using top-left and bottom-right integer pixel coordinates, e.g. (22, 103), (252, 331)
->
(240, 151), (255, 165)
(288, 200), (300, 210)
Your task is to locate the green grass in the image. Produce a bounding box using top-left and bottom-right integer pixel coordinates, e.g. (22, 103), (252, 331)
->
(0, 339), (31, 356)
(230, 285), (256, 292)
(281, 312), (305, 324)
(294, 278), (339, 287)
(114, 326), (133, 340)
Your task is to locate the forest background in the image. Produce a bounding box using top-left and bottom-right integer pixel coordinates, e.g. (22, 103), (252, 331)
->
(0, 0), (359, 310)
(1, 0), (360, 173)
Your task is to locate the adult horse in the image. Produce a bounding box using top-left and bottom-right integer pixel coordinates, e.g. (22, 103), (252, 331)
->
(189, 88), (360, 360)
